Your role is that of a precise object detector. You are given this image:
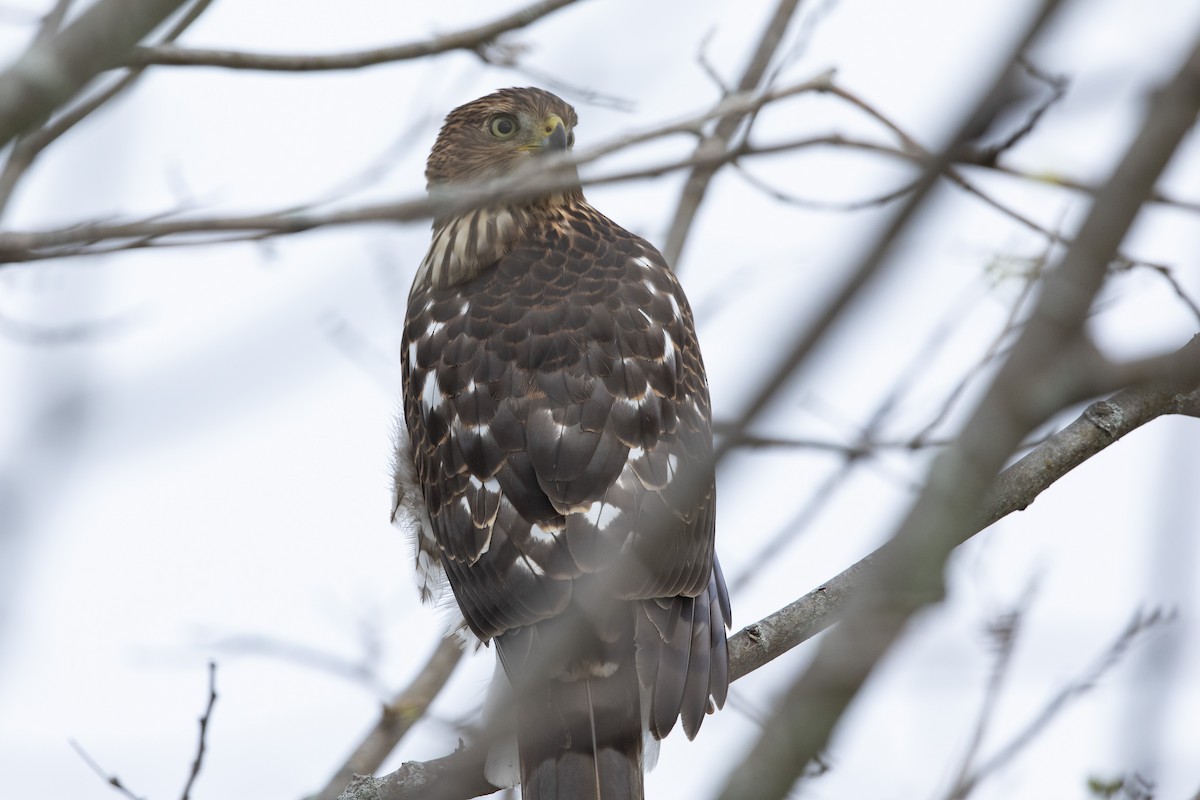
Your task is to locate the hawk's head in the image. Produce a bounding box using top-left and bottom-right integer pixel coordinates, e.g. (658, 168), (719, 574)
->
(425, 87), (579, 187)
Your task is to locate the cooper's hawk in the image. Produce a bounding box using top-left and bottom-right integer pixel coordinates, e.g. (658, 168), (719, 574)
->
(394, 87), (729, 800)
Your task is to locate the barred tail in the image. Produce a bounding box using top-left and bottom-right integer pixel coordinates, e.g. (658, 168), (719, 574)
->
(518, 662), (644, 800)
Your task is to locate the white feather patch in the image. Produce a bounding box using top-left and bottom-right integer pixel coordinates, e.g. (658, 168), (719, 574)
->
(583, 500), (620, 531)
(420, 371), (441, 413)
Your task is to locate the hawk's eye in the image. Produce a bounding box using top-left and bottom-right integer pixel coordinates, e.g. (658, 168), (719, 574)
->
(489, 115), (518, 138)
(567, 131), (576, 147)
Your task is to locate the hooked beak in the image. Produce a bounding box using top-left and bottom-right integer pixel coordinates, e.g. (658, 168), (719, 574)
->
(535, 113), (568, 153)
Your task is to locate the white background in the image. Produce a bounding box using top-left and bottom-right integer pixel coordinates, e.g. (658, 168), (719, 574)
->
(2, 1), (1200, 798)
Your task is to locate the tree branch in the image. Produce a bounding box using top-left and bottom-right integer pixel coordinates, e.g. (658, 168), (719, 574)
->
(0, 73), (839, 263)
(0, 0), (191, 148)
(337, 344), (1200, 798)
(662, 0), (804, 267)
(312, 636), (464, 800)
(125, 0), (580, 72)
(0, 0), (215, 217)
(715, 19), (1200, 800)
(179, 660), (218, 800)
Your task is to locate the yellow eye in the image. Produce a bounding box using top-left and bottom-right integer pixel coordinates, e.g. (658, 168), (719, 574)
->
(489, 115), (518, 138)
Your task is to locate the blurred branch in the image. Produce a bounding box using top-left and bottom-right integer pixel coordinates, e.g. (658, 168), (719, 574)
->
(126, 0), (581, 71)
(663, 0), (805, 267)
(910, 241), (1047, 447)
(727, 351), (1200, 678)
(947, 610), (1173, 800)
(1123, 259), (1200, 326)
(180, 660), (218, 800)
(471, 41), (634, 112)
(339, 748), (494, 800)
(201, 632), (392, 696)
(974, 153), (1200, 213)
(71, 661), (219, 800)
(70, 739), (147, 800)
(2, 37), (1199, 263)
(0, 0), (191, 148)
(0, 0), (215, 216)
(945, 609), (1024, 800)
(960, 57), (1069, 167)
(732, 161), (920, 211)
(716, 22), (1200, 800)
(0, 72), (840, 263)
(32, 0), (73, 44)
(313, 636), (464, 800)
(2, 59), (1194, 265)
(345, 351), (1200, 798)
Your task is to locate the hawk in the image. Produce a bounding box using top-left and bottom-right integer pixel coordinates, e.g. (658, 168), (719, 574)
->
(394, 87), (729, 800)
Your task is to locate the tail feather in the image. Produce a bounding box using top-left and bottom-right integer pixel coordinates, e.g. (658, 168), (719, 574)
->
(519, 675), (644, 800)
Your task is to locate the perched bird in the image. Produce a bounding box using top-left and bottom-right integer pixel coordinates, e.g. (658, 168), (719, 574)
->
(394, 87), (729, 800)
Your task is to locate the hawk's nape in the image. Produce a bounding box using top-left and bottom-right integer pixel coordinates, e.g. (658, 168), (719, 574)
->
(395, 87), (730, 800)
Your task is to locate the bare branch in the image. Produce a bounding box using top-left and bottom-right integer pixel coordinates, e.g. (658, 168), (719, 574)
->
(1125, 259), (1200, 325)
(0, 73), (839, 263)
(69, 739), (147, 800)
(950, 610), (1173, 800)
(663, 0), (805, 266)
(350, 334), (1200, 798)
(179, 660), (218, 800)
(125, 0), (580, 72)
(200, 631), (393, 695)
(732, 161), (920, 211)
(314, 636), (464, 800)
(472, 42), (634, 112)
(703, 6), (1072, 479)
(964, 57), (1069, 167)
(70, 662), (217, 800)
(0, 0), (215, 216)
(338, 747), (494, 800)
(716, 20), (1200, 799)
(33, 0), (73, 45)
(944, 609), (1025, 800)
(0, 0), (192, 148)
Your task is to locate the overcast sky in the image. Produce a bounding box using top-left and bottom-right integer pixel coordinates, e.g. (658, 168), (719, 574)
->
(2, 1), (1200, 798)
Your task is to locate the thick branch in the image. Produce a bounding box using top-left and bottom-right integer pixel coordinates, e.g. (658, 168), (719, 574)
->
(341, 354), (1200, 799)
(662, 0), (803, 266)
(732, 352), (1200, 680)
(0, 0), (214, 217)
(0, 0), (190, 148)
(0, 73), (838, 263)
(312, 636), (463, 800)
(715, 21), (1200, 800)
(125, 0), (579, 71)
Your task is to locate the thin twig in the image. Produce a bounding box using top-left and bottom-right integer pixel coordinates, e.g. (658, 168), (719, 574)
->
(70, 740), (147, 800)
(180, 660), (218, 800)
(910, 237), (1050, 447)
(126, 0), (580, 71)
(967, 57), (1069, 166)
(0, 0), (193, 148)
(0, 0), (216, 216)
(472, 42), (634, 112)
(944, 606), (1026, 800)
(201, 632), (391, 696)
(0, 0), (73, 214)
(718, 2), (1179, 796)
(0, 74), (842, 263)
(663, 0), (806, 266)
(951, 610), (1173, 799)
(314, 636), (464, 800)
(732, 162), (920, 210)
(1125, 259), (1200, 325)
(337, 348), (1200, 799)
